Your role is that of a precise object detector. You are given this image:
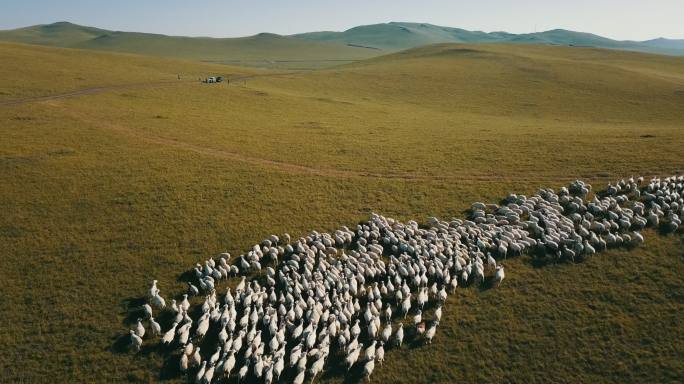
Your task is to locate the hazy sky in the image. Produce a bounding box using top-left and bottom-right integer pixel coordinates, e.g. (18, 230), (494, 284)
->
(2, 0), (683, 40)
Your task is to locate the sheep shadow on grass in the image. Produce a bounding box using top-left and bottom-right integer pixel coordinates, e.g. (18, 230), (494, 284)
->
(110, 333), (133, 354)
(406, 336), (428, 350)
(110, 333), (169, 356)
(120, 299), (151, 331)
(478, 277), (498, 291)
(176, 269), (196, 284)
(158, 351), (184, 381)
(318, 352), (366, 384)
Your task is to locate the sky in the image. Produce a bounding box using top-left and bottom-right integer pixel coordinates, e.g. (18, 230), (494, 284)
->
(1, 0), (683, 41)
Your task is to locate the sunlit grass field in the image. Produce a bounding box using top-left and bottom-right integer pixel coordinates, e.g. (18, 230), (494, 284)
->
(0, 42), (683, 383)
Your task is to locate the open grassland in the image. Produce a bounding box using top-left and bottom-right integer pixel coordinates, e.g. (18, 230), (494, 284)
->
(0, 42), (683, 383)
(0, 43), (255, 101)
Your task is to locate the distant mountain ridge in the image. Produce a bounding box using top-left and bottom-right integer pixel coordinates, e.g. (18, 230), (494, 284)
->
(0, 21), (683, 65)
(295, 22), (684, 55)
(642, 37), (684, 50)
(0, 21), (379, 68)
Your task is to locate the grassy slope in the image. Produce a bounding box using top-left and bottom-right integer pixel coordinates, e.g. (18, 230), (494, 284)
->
(2, 22), (684, 71)
(0, 22), (380, 69)
(295, 22), (684, 55)
(0, 42), (252, 101)
(643, 38), (684, 50)
(76, 33), (376, 62)
(294, 22), (485, 50)
(0, 21), (107, 47)
(295, 22), (508, 50)
(1, 43), (683, 383)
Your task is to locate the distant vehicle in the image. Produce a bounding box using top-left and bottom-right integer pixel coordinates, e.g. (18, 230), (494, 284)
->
(204, 76), (223, 84)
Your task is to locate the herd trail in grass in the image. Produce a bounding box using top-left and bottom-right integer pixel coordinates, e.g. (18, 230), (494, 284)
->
(124, 175), (683, 383)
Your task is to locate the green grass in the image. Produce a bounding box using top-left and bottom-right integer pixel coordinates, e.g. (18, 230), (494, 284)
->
(296, 22), (684, 55)
(2, 21), (684, 73)
(0, 42), (683, 383)
(0, 22), (380, 70)
(0, 42), (255, 101)
(0, 21), (108, 47)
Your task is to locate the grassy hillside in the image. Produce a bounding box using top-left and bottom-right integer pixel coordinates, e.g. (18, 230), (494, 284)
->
(643, 38), (684, 51)
(295, 22), (684, 55)
(0, 21), (107, 46)
(1, 21), (683, 72)
(0, 42), (253, 101)
(510, 29), (632, 47)
(0, 22), (380, 69)
(1, 42), (683, 383)
(296, 22), (500, 50)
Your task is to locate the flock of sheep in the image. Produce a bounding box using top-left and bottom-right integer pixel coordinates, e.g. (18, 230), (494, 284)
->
(125, 175), (683, 383)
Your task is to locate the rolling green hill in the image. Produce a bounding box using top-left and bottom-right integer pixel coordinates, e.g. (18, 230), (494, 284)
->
(295, 22), (507, 50)
(295, 22), (684, 55)
(642, 37), (684, 51)
(295, 22), (501, 50)
(0, 21), (682, 71)
(0, 21), (107, 47)
(0, 22), (380, 69)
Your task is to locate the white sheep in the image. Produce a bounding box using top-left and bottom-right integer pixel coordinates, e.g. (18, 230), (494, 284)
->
(363, 359), (375, 381)
(129, 330), (142, 352)
(493, 265), (505, 288)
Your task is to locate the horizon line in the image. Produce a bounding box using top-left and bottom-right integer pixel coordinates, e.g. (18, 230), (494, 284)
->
(1, 20), (680, 42)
